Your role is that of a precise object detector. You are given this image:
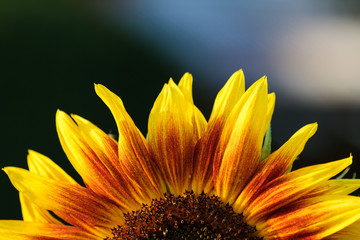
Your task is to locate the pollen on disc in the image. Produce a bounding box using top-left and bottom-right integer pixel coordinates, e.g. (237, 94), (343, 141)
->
(105, 191), (262, 240)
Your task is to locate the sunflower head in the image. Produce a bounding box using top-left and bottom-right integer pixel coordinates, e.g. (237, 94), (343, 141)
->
(2, 69), (360, 240)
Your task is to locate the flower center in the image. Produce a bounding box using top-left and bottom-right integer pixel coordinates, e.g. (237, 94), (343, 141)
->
(105, 191), (262, 240)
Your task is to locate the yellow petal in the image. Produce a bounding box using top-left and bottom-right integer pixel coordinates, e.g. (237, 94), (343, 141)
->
(3, 167), (123, 237)
(191, 70), (245, 194)
(191, 118), (223, 195)
(20, 193), (61, 224)
(329, 220), (360, 239)
(306, 179), (360, 198)
(234, 123), (318, 213)
(257, 195), (360, 240)
(214, 77), (269, 204)
(177, 73), (207, 140)
(148, 79), (201, 195)
(95, 84), (165, 202)
(27, 150), (76, 184)
(0, 220), (100, 240)
(73, 113), (163, 205)
(209, 69), (245, 122)
(56, 110), (142, 210)
(20, 150), (76, 223)
(245, 156), (352, 225)
(265, 93), (276, 130)
(178, 72), (193, 103)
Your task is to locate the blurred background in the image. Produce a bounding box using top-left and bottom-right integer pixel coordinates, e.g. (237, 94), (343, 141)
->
(1, 0), (360, 220)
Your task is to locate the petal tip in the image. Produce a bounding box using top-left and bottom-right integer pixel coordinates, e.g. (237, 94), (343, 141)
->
(2, 166), (18, 178)
(233, 68), (244, 76)
(311, 122), (319, 131)
(168, 78), (176, 85)
(306, 122), (318, 136)
(55, 109), (67, 120)
(55, 110), (70, 125)
(258, 75), (268, 85)
(94, 83), (106, 92)
(182, 72), (192, 78)
(231, 69), (245, 82)
(27, 149), (35, 155)
(341, 155), (353, 168)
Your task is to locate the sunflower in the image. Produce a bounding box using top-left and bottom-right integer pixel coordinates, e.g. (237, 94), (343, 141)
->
(2, 70), (360, 240)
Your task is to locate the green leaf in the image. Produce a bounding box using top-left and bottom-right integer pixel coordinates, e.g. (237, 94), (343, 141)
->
(260, 124), (272, 161)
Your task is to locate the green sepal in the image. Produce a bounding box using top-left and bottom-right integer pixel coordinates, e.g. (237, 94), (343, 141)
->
(260, 124), (272, 161)
(336, 167), (350, 179)
(285, 157), (297, 173)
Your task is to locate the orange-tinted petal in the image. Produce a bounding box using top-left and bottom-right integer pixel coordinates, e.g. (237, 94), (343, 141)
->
(56, 110), (141, 210)
(257, 195), (360, 240)
(4, 167), (123, 237)
(234, 123), (318, 213)
(20, 193), (61, 224)
(148, 78), (204, 195)
(178, 73), (207, 139)
(214, 77), (269, 204)
(20, 150), (77, 224)
(328, 220), (360, 239)
(0, 221), (100, 240)
(95, 84), (164, 203)
(305, 179), (360, 199)
(244, 156), (352, 225)
(191, 70), (245, 194)
(72, 113), (161, 206)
